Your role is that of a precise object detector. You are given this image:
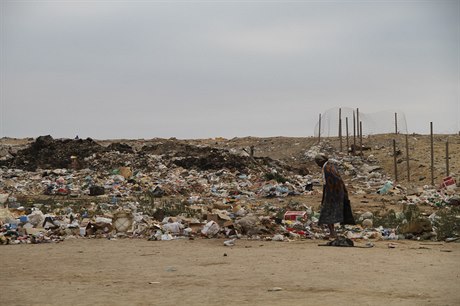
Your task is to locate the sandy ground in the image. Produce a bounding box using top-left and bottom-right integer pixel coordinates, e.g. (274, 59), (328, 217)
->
(1, 239), (459, 306)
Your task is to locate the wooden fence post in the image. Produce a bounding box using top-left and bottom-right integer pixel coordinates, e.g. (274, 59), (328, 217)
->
(359, 121), (363, 157)
(339, 108), (342, 152)
(356, 108), (360, 139)
(346, 117), (349, 155)
(318, 113), (321, 144)
(430, 122), (434, 186)
(446, 139), (449, 176)
(393, 139), (398, 182)
(405, 134), (410, 182)
(353, 111), (356, 154)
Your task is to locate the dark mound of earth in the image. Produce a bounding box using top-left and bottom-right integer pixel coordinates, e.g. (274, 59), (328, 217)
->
(141, 141), (207, 156)
(106, 143), (134, 154)
(142, 141), (258, 171)
(0, 135), (104, 171)
(172, 149), (252, 171)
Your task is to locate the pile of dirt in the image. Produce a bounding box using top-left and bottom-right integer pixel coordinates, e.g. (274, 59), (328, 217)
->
(172, 149), (253, 171)
(140, 139), (192, 156)
(0, 135), (105, 171)
(142, 140), (268, 172)
(106, 143), (134, 154)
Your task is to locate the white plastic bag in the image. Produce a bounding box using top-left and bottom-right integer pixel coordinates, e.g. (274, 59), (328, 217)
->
(201, 221), (220, 237)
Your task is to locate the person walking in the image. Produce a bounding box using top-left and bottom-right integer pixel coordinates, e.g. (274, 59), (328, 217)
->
(315, 154), (355, 238)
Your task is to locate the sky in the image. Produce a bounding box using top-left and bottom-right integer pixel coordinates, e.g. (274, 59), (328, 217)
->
(1, 0), (459, 139)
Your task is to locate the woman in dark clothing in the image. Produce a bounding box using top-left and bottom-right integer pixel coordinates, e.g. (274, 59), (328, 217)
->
(315, 154), (355, 238)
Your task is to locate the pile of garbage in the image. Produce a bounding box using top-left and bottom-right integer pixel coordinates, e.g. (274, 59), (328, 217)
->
(1, 137), (459, 245)
(0, 136), (311, 199)
(0, 199), (307, 244)
(1, 196), (458, 245)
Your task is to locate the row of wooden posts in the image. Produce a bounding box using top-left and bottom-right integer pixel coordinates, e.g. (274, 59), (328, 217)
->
(317, 108), (450, 186)
(318, 108), (364, 156)
(392, 122), (450, 186)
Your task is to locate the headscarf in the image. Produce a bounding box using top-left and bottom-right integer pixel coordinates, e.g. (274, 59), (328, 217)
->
(314, 154), (328, 166)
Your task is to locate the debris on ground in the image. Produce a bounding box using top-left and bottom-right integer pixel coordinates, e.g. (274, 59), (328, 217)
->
(1, 135), (459, 245)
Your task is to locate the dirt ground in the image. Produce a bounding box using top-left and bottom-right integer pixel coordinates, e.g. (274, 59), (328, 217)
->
(1, 239), (459, 306)
(1, 134), (459, 305)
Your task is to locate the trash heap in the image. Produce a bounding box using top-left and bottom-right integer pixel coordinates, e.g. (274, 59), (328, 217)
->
(1, 136), (459, 245)
(0, 136), (311, 199)
(303, 141), (460, 242)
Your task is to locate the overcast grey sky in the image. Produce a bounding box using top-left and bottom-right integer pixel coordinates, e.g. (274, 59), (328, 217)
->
(1, 0), (459, 139)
